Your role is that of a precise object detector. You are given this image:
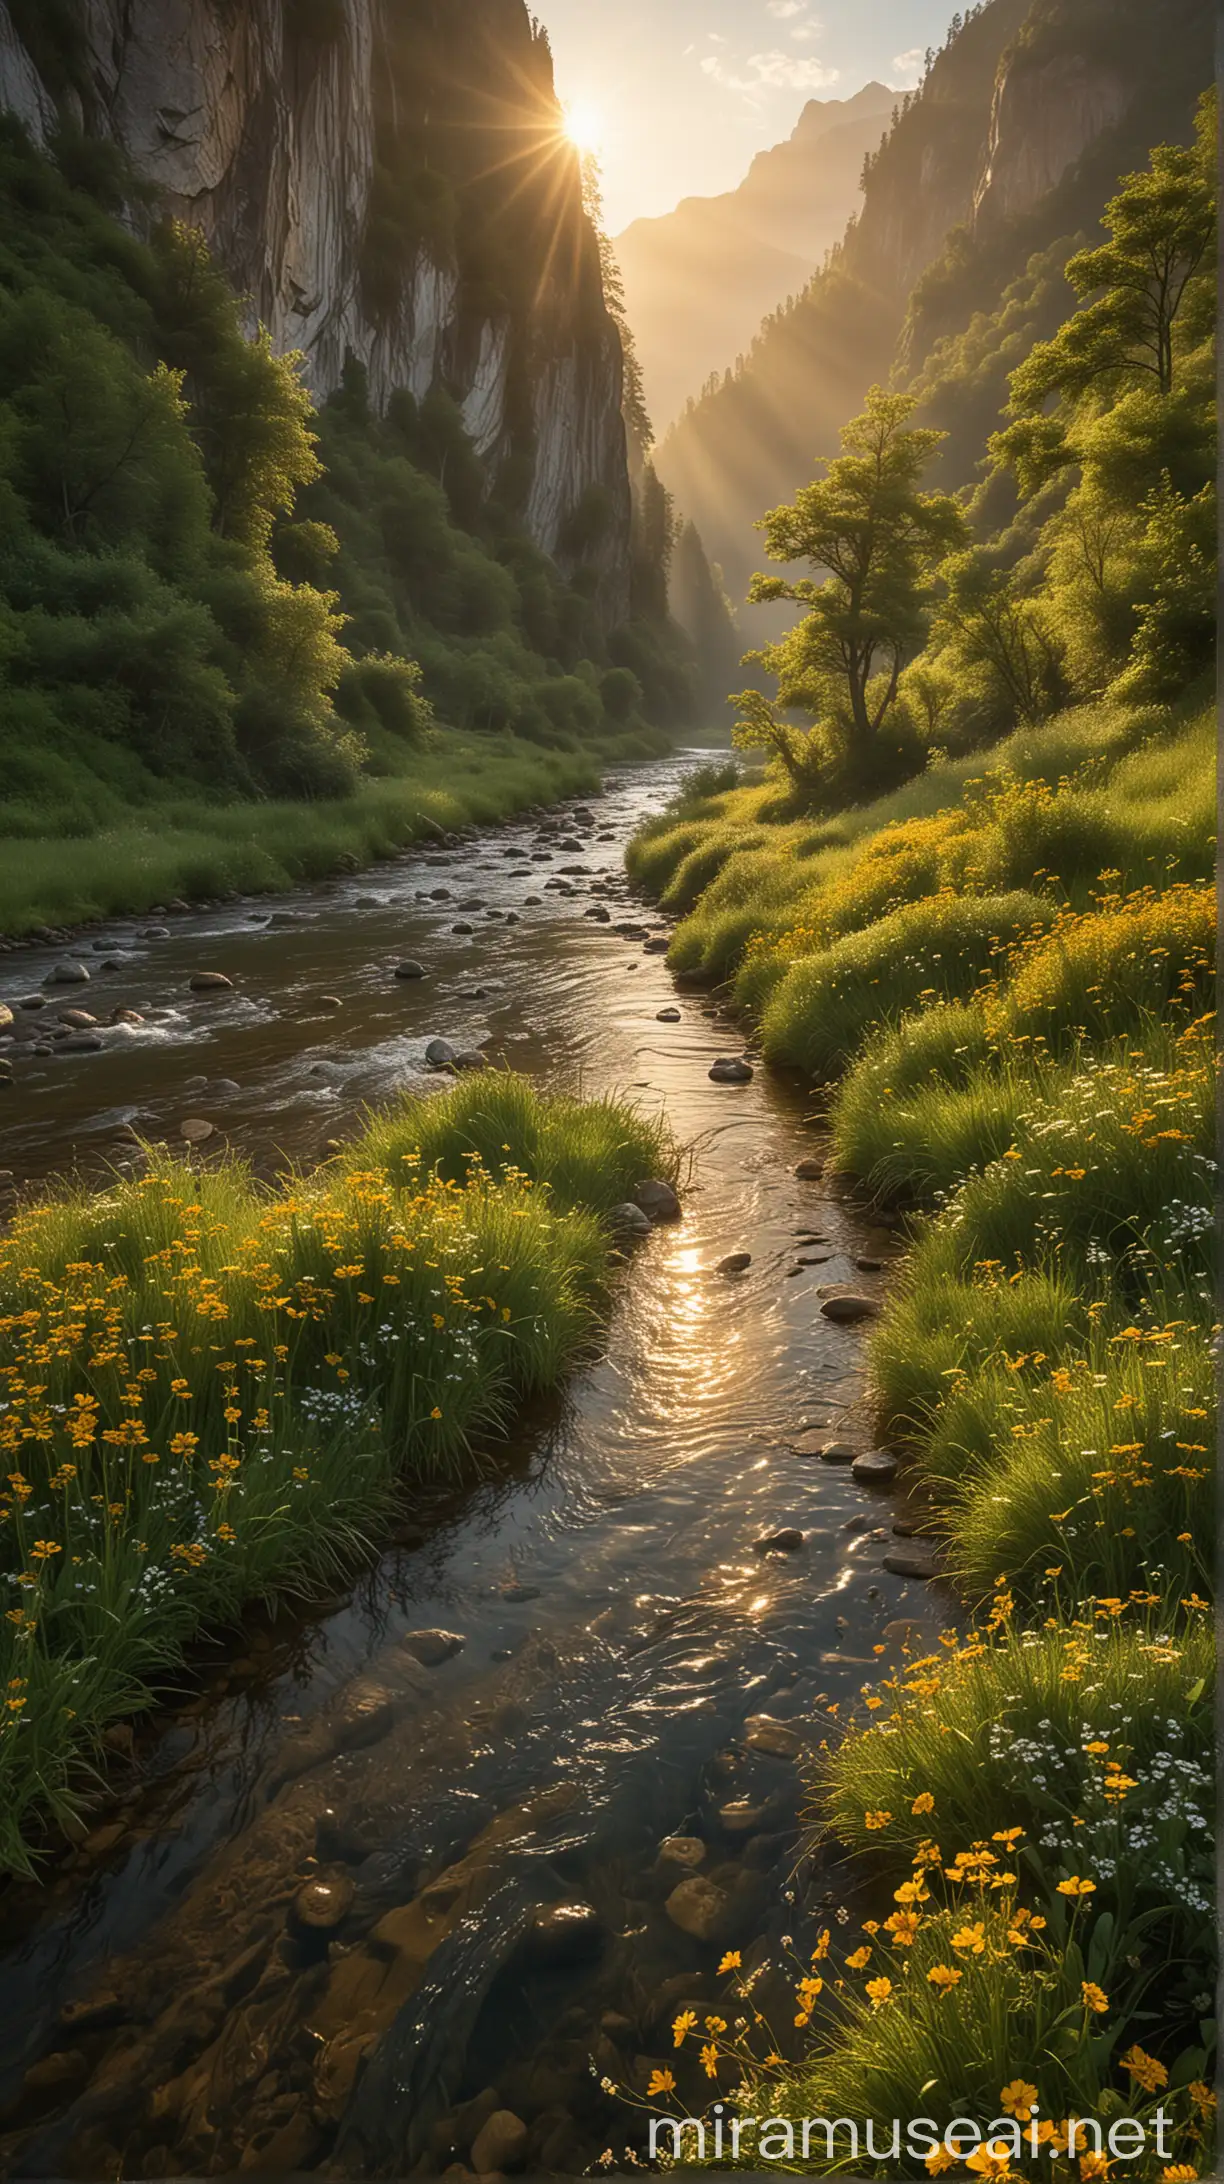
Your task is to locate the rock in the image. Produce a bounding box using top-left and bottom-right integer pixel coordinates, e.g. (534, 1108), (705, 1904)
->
(708, 1056), (753, 1084)
(664, 1875), (730, 1942)
(44, 961), (90, 986)
(21, 2050), (90, 2100)
(16, 995), (44, 1010)
(211, 1078), (241, 1097)
(716, 1251), (752, 1275)
(600, 2011), (636, 2044)
(320, 995), (344, 1010)
(744, 1715), (804, 1759)
(470, 2110), (529, 2175)
(655, 1835), (707, 1880)
(109, 1007), (145, 1026)
(856, 1256), (885, 1273)
(884, 1543), (943, 1581)
(610, 1202), (652, 1238)
(189, 972), (233, 993)
(394, 960), (427, 981)
(755, 1527), (804, 1554)
(633, 1178), (681, 1224)
(0, 1060), (11, 1084)
(584, 905), (611, 922)
(452, 922), (475, 935)
(246, 2111), (322, 2172)
(718, 1799), (767, 1835)
(642, 936), (670, 955)
(499, 1582), (540, 1603)
(180, 1118), (216, 1145)
(292, 1875), (356, 1931)
(656, 1006), (681, 1022)
(141, 926), (170, 940)
(401, 1628), (465, 1667)
(425, 1038), (458, 1068)
(820, 1293), (879, 1324)
(453, 1050), (489, 1072)
(794, 1157), (822, 1180)
(59, 1032), (104, 1053)
(523, 1902), (603, 1967)
(851, 1449), (899, 1485)
(56, 1008), (97, 1029)
(793, 1433), (857, 1463)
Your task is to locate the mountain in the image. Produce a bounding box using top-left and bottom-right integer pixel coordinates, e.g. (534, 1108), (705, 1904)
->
(656, 0), (1214, 612)
(615, 83), (895, 434)
(0, 0), (633, 615)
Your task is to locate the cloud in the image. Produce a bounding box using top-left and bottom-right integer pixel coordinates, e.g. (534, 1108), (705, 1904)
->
(892, 46), (926, 82)
(701, 47), (840, 97)
(765, 0), (805, 15)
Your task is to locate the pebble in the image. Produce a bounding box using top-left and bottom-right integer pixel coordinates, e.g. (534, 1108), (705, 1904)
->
(656, 1006), (681, 1022)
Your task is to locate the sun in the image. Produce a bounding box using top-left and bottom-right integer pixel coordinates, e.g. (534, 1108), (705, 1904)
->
(563, 99), (604, 156)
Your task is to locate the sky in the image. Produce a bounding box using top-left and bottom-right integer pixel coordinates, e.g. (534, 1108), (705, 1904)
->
(538, 0), (960, 233)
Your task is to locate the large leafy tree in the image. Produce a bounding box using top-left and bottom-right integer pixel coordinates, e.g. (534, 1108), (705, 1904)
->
(734, 387), (966, 799)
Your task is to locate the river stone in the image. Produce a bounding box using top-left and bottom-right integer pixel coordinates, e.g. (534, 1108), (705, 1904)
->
(884, 1542), (943, 1581)
(0, 1003), (12, 1033)
(56, 1008), (96, 1028)
(401, 1628), (465, 1667)
(794, 1157), (822, 1180)
(656, 1006), (681, 1022)
(500, 1582), (540, 1603)
(451, 922), (475, 934)
(655, 1835), (707, 1879)
(60, 1032), (104, 1053)
(633, 1178), (681, 1224)
(744, 1715), (804, 1760)
(791, 1431), (856, 1463)
(109, 1007), (145, 1026)
(394, 960), (427, 981)
(610, 1202), (652, 1238)
(755, 1526), (804, 1554)
(453, 1049), (489, 1072)
(471, 2110), (529, 2175)
(524, 1901), (604, 1966)
(16, 996), (44, 1010)
(716, 1251), (752, 1275)
(189, 971), (233, 993)
(45, 960), (90, 986)
(180, 1118), (216, 1145)
(719, 1798), (767, 1834)
(320, 995), (344, 1009)
(664, 1875), (730, 1942)
(856, 1256), (885, 1273)
(425, 1038), (457, 1068)
(585, 904), (611, 921)
(0, 1061), (11, 1085)
(852, 1448), (899, 1485)
(709, 1056), (753, 1084)
(821, 1293), (879, 1324)
(643, 936), (670, 954)
(292, 1875), (356, 1931)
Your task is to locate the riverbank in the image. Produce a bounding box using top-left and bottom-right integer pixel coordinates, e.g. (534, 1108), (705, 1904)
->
(630, 700), (1216, 2173)
(0, 1073), (678, 1876)
(0, 728), (670, 941)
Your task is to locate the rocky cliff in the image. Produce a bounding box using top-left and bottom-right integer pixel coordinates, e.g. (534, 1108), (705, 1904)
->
(0, 0), (633, 616)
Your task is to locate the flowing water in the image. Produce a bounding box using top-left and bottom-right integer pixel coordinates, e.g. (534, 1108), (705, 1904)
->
(0, 758), (947, 2178)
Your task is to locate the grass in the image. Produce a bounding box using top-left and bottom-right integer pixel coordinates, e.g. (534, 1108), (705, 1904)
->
(0, 1074), (676, 1874)
(0, 732), (609, 937)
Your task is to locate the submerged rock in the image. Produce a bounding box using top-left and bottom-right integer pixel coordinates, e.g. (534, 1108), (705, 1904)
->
(755, 1527), (804, 1555)
(292, 1876), (356, 1932)
(884, 1542), (943, 1581)
(522, 1901), (603, 1966)
(180, 1118), (216, 1145)
(820, 1293), (879, 1324)
(664, 1875), (729, 1942)
(709, 1056), (753, 1084)
(794, 1157), (822, 1180)
(401, 1629), (465, 1667)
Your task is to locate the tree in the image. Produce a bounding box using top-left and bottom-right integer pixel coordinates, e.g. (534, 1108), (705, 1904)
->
(581, 151), (652, 451)
(932, 550), (1067, 731)
(735, 387), (966, 798)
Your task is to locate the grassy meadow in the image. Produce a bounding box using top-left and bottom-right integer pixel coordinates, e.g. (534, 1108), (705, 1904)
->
(629, 691), (1216, 2175)
(0, 1075), (675, 1874)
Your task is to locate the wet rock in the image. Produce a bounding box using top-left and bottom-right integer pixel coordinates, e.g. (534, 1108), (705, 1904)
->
(708, 1056), (753, 1084)
(852, 1449), (899, 1485)
(523, 1901), (603, 1967)
(820, 1293), (879, 1324)
(718, 1798), (767, 1835)
(584, 905), (611, 922)
(109, 1007), (145, 1026)
(499, 1582), (540, 1604)
(245, 2111), (322, 2172)
(452, 922), (475, 935)
(189, 971), (234, 993)
(643, 936), (670, 955)
(633, 1178), (681, 1224)
(856, 1256), (885, 1273)
(16, 995), (44, 1010)
(60, 1032), (104, 1053)
(20, 2049), (90, 2102)
(664, 1875), (730, 1942)
(655, 1835), (707, 1881)
(180, 1118), (216, 1145)
(401, 1628), (465, 1667)
(470, 2109), (529, 2175)
(656, 1006), (681, 1022)
(426, 1038), (457, 1068)
(609, 1202), (652, 1238)
(884, 1543), (943, 1581)
(320, 995), (344, 1009)
(56, 1008), (96, 1028)
(292, 1876), (356, 1932)
(793, 1433), (856, 1463)
(394, 960), (427, 981)
(142, 926), (170, 940)
(44, 960), (90, 986)
(0, 1003), (13, 1033)
(453, 1049), (489, 1072)
(755, 1527), (804, 1554)
(743, 1715), (804, 1760)
(794, 1157), (822, 1180)
(716, 1251), (752, 1275)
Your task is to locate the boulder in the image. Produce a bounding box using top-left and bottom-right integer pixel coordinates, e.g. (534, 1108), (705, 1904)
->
(44, 961), (90, 986)
(425, 1038), (457, 1069)
(189, 972), (233, 993)
(401, 1628), (465, 1667)
(709, 1056), (753, 1084)
(820, 1293), (879, 1324)
(664, 1875), (729, 1943)
(851, 1449), (899, 1486)
(633, 1178), (681, 1224)
(470, 2111), (529, 2176)
(610, 1202), (652, 1238)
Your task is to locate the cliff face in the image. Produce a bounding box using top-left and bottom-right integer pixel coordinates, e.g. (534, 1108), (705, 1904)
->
(973, 48), (1129, 229)
(0, 0), (632, 618)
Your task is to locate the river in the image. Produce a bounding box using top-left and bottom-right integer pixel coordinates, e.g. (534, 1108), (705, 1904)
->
(0, 756), (945, 2178)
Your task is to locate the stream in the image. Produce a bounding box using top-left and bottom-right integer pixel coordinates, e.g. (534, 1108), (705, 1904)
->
(0, 756), (947, 2179)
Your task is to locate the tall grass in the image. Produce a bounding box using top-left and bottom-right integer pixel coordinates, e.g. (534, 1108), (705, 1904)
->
(0, 1076), (675, 1873)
